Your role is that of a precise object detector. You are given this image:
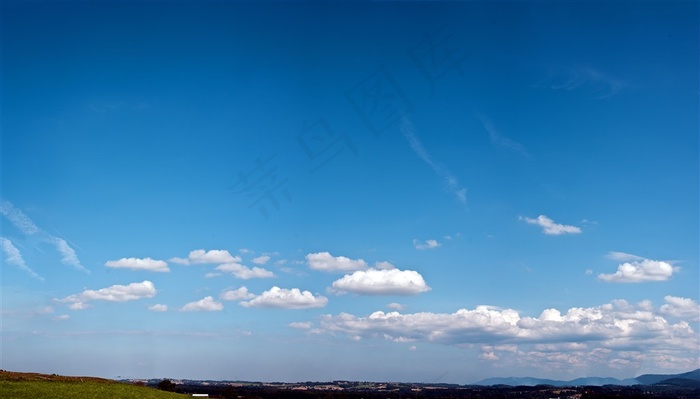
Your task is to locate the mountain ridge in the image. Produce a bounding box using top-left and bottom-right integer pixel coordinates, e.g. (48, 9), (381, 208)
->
(472, 369), (700, 387)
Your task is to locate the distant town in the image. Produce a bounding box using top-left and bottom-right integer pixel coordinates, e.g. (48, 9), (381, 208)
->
(124, 369), (700, 399)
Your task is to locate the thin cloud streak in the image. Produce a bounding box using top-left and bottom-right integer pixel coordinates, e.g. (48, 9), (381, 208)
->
(1, 199), (88, 273)
(480, 117), (531, 158)
(0, 237), (44, 281)
(400, 116), (467, 206)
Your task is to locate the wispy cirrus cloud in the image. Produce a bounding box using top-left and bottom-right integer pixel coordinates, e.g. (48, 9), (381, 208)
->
(480, 117), (530, 158)
(1, 199), (88, 273)
(536, 66), (626, 99)
(400, 116), (467, 205)
(519, 215), (581, 235)
(0, 200), (41, 235)
(598, 253), (678, 283)
(1, 237), (44, 280)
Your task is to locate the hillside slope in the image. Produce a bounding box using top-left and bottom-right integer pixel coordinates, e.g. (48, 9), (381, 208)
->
(0, 370), (186, 399)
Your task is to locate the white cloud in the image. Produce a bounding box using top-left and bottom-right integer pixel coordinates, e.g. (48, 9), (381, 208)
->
(170, 249), (238, 265)
(519, 215), (581, 235)
(481, 117), (530, 158)
(53, 314), (70, 321)
(306, 252), (368, 272)
(215, 263), (275, 279)
(220, 287), (255, 301)
(607, 251), (645, 262)
(105, 257), (169, 272)
(204, 272), (222, 278)
(660, 296), (699, 321)
(148, 304), (168, 312)
(241, 286), (328, 309)
(387, 303), (406, 310)
(315, 298), (698, 365)
(400, 117), (467, 205)
(252, 255), (271, 265)
(598, 255), (677, 283)
(374, 261), (396, 270)
(539, 66), (626, 98)
(413, 239), (441, 250)
(36, 306), (54, 315)
(181, 296), (223, 312)
(289, 321), (313, 330)
(1, 237), (43, 280)
(1, 200), (87, 273)
(58, 280), (156, 310)
(0, 199), (41, 235)
(331, 268), (431, 296)
(49, 237), (88, 273)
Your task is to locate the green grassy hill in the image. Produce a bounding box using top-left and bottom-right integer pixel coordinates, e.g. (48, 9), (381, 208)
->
(0, 370), (186, 399)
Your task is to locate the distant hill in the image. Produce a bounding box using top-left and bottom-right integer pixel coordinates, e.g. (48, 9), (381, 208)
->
(473, 369), (700, 387)
(0, 370), (185, 399)
(636, 369), (700, 385)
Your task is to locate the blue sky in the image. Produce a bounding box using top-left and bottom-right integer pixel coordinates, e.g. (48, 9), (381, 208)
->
(1, 1), (698, 383)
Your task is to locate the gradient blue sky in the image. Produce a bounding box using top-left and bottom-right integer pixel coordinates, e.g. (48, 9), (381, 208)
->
(2, 1), (698, 383)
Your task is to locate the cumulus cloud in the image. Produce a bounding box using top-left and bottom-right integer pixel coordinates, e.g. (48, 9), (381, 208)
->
(105, 257), (169, 272)
(1, 200), (87, 273)
(1, 237), (43, 280)
(53, 314), (70, 321)
(181, 296), (223, 312)
(148, 304), (168, 312)
(413, 239), (441, 250)
(306, 252), (368, 272)
(215, 262), (275, 279)
(660, 296), (699, 321)
(400, 117), (467, 205)
(252, 255), (271, 265)
(58, 280), (156, 310)
(331, 268), (431, 296)
(519, 215), (581, 235)
(241, 286), (328, 309)
(315, 298), (698, 370)
(374, 261), (396, 270)
(598, 254), (677, 283)
(220, 287), (255, 301)
(387, 302), (406, 310)
(289, 321), (314, 330)
(170, 249), (238, 265)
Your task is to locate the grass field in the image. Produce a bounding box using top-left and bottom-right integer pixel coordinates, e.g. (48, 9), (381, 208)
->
(0, 370), (186, 399)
